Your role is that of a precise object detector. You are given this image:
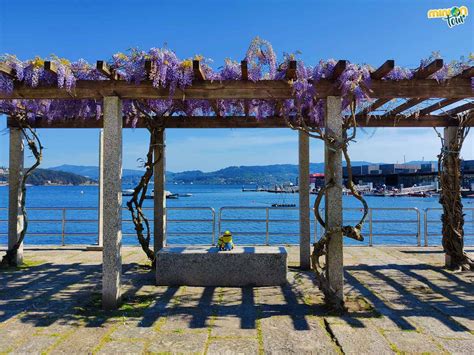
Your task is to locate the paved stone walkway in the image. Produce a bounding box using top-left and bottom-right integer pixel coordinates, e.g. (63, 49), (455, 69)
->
(0, 246), (472, 354)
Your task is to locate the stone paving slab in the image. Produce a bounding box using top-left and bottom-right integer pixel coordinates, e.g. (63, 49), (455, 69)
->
(0, 246), (472, 354)
(383, 330), (443, 354)
(325, 320), (394, 354)
(207, 338), (260, 355)
(147, 332), (209, 353)
(260, 316), (338, 354)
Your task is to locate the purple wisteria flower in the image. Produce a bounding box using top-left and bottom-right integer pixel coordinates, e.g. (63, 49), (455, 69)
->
(0, 40), (471, 124)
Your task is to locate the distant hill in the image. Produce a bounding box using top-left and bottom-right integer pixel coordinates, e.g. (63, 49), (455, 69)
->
(22, 169), (95, 185)
(49, 164), (173, 185)
(49, 164), (145, 180)
(168, 162), (374, 185)
(44, 161), (434, 186)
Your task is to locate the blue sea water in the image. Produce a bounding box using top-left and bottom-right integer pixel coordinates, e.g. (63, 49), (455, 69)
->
(0, 184), (473, 247)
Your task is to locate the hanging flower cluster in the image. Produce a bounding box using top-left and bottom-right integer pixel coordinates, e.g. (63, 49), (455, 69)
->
(0, 40), (472, 126)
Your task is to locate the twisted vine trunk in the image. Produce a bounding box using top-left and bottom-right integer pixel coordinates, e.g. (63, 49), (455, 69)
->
(439, 126), (473, 271)
(126, 102), (170, 268)
(1, 118), (43, 267)
(126, 127), (161, 268)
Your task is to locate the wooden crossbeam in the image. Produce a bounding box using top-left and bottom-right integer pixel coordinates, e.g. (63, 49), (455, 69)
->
(193, 60), (206, 81)
(414, 59), (444, 79)
(8, 114), (472, 129)
(96, 60), (121, 80)
(459, 66), (474, 78)
(331, 60), (347, 80)
(383, 98), (424, 116)
(144, 60), (153, 79)
(241, 61), (249, 115)
(415, 98), (459, 116)
(0, 78), (472, 100)
(378, 59), (445, 117)
(371, 60), (395, 79)
(357, 98), (391, 117)
(285, 60), (297, 80)
(241, 60), (248, 81)
(444, 102), (474, 116)
(44, 61), (57, 76)
(0, 63), (16, 78)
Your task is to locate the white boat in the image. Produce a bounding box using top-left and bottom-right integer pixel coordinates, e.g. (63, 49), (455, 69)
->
(145, 190), (179, 199)
(122, 189), (135, 196)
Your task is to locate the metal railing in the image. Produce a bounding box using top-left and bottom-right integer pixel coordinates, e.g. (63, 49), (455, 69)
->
(0, 207), (98, 246)
(218, 206), (299, 245)
(0, 205), (472, 246)
(0, 206), (216, 245)
(424, 208), (474, 246)
(315, 207), (421, 246)
(217, 206), (421, 246)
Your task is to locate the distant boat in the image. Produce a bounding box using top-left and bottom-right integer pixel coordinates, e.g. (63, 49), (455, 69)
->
(271, 203), (296, 208)
(178, 193), (192, 197)
(407, 191), (432, 198)
(122, 189), (135, 196)
(145, 190), (179, 199)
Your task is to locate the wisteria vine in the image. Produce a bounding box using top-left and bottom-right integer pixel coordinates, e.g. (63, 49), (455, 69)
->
(0, 115), (43, 268)
(1, 39), (472, 123)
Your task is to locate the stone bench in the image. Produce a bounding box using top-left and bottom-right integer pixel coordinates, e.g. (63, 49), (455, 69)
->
(156, 246), (287, 286)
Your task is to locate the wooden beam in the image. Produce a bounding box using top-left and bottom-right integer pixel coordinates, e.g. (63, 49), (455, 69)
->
(241, 60), (249, 115)
(193, 60), (206, 81)
(330, 60), (347, 80)
(383, 98), (424, 116)
(0, 63), (16, 78)
(8, 114), (473, 129)
(362, 114), (471, 127)
(414, 59), (443, 79)
(0, 78), (472, 100)
(357, 98), (391, 117)
(0, 80), (292, 100)
(144, 60), (153, 79)
(390, 59), (444, 120)
(96, 60), (121, 80)
(44, 61), (57, 76)
(444, 102), (474, 116)
(371, 60), (395, 79)
(285, 60), (297, 80)
(363, 58), (441, 116)
(459, 66), (474, 78)
(413, 98), (459, 117)
(241, 60), (248, 81)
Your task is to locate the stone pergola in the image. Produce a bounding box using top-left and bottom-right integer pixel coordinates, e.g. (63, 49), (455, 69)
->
(2, 58), (473, 309)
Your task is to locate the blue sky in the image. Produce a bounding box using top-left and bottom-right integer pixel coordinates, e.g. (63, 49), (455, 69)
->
(0, 0), (473, 172)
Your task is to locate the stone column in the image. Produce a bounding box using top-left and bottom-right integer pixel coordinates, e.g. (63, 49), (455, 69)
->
(154, 129), (166, 252)
(102, 97), (123, 310)
(8, 128), (24, 266)
(98, 129), (104, 247)
(298, 130), (311, 269)
(325, 96), (344, 300)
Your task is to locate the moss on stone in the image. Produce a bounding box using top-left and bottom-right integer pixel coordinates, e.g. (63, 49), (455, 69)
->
(0, 259), (45, 272)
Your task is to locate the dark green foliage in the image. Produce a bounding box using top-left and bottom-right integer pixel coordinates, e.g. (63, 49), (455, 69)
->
(26, 168), (96, 185)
